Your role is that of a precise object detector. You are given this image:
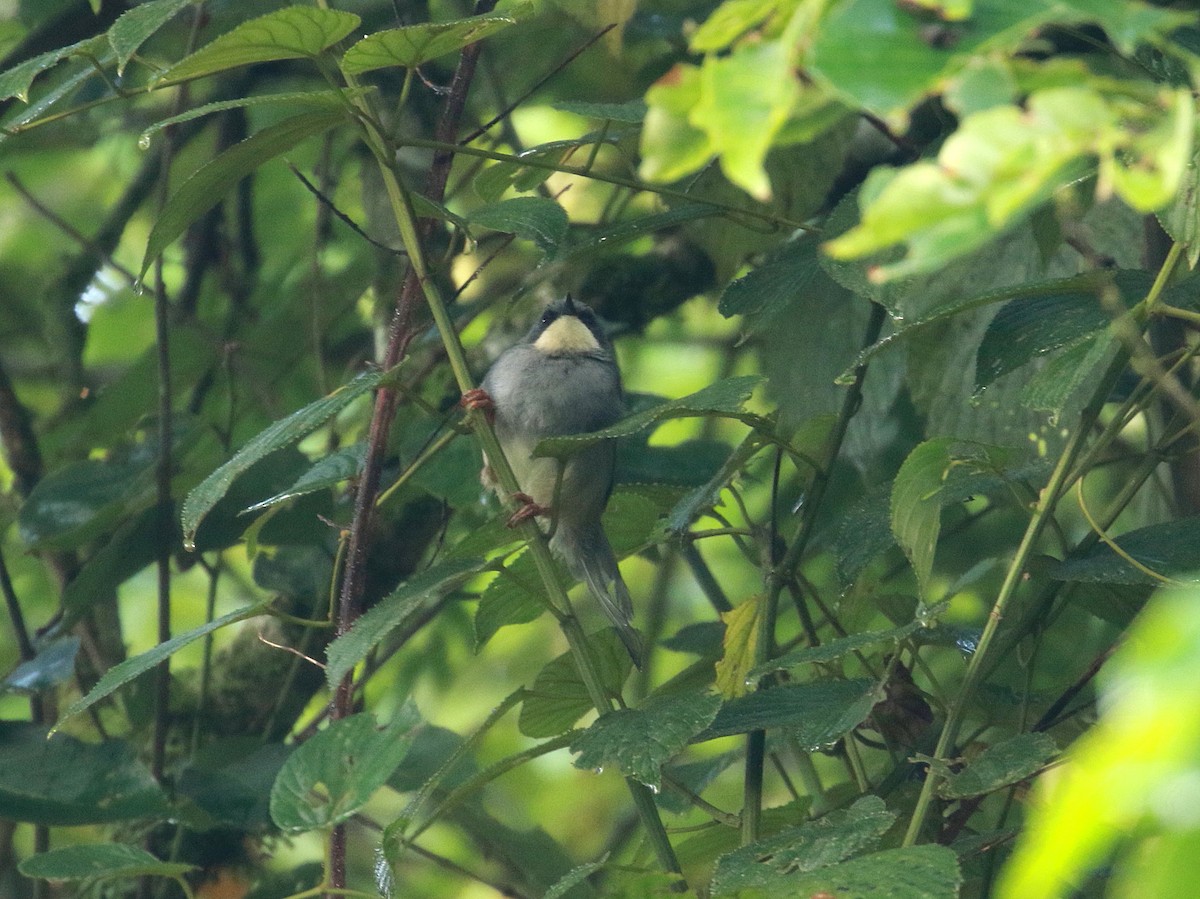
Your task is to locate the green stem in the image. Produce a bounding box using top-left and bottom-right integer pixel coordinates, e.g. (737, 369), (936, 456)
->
(902, 242), (1185, 846)
(351, 91), (686, 885)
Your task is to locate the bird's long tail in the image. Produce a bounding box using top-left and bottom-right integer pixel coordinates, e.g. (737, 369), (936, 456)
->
(555, 526), (644, 668)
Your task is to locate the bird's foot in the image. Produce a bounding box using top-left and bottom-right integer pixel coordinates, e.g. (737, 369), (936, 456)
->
(506, 492), (549, 528)
(460, 388), (495, 424)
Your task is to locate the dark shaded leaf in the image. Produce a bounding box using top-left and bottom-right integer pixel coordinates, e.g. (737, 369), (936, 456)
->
(19, 845), (193, 882)
(751, 623), (923, 678)
(696, 679), (880, 748)
(178, 739), (293, 830)
(466, 197), (568, 252)
(711, 796), (894, 895)
(2, 636), (79, 694)
(1054, 516), (1200, 585)
(939, 732), (1057, 799)
(0, 723), (167, 825)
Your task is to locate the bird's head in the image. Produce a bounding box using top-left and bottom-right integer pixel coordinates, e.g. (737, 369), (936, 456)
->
(527, 294), (610, 357)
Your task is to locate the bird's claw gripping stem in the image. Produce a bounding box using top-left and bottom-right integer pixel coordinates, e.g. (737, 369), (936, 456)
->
(460, 387), (495, 424)
(507, 492), (549, 528)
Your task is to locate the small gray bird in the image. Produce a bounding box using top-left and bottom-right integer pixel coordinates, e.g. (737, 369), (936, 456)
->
(462, 295), (643, 665)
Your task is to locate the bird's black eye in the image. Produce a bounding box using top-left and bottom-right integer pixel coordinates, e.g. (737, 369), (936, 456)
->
(540, 310), (558, 327)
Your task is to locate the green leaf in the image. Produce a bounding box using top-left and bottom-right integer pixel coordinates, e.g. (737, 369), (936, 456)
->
(1054, 515), (1200, 585)
(270, 705), (421, 832)
(569, 690), (721, 788)
(0, 35), (106, 103)
(891, 439), (1021, 597)
(939, 733), (1057, 799)
(998, 585), (1200, 896)
(692, 39), (799, 199)
(156, 7), (360, 85)
(0, 723), (168, 825)
(696, 679), (881, 748)
(245, 443), (365, 513)
(18, 445), (156, 550)
(715, 597), (761, 698)
(181, 369), (384, 543)
(534, 375), (762, 459)
(719, 236), (824, 326)
(710, 796), (895, 895)
(975, 270), (1149, 390)
(340, 9), (522, 73)
(1020, 331), (1115, 416)
(53, 604), (268, 732)
(543, 860), (606, 899)
(138, 90), (362, 148)
(689, 0), (782, 53)
(19, 845), (194, 883)
(2, 636), (79, 694)
(177, 739), (293, 830)
(325, 556), (489, 687)
(475, 551), (562, 649)
(141, 108), (347, 280)
(733, 844), (962, 898)
(751, 623), (924, 679)
(518, 631), (634, 738)
(640, 64), (713, 184)
(553, 99), (646, 122)
(1160, 147), (1200, 268)
(891, 439), (955, 599)
(466, 197), (568, 252)
(810, 0), (1054, 116)
(108, 0), (192, 74)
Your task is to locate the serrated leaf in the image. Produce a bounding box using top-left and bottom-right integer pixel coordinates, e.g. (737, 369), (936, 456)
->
(181, 369), (384, 542)
(156, 7), (360, 85)
(535, 376), (762, 460)
(0, 35), (106, 103)
(751, 622), (924, 679)
(1020, 331), (1115, 417)
(108, 0), (192, 74)
(719, 236), (822, 323)
(570, 690), (721, 788)
(1054, 515), (1200, 585)
(19, 845), (194, 883)
(139, 90), (362, 147)
(1160, 148), (1200, 268)
(733, 844), (961, 898)
(54, 604), (268, 732)
(940, 733), (1057, 799)
(475, 550), (562, 649)
(141, 108), (347, 280)
(246, 442), (365, 513)
(696, 679), (880, 748)
(543, 859), (606, 899)
(715, 597), (761, 698)
(518, 631), (633, 738)
(340, 9), (521, 73)
(466, 197), (568, 252)
(0, 723), (168, 825)
(325, 556), (488, 687)
(270, 705), (420, 832)
(710, 796), (895, 895)
(975, 270), (1148, 390)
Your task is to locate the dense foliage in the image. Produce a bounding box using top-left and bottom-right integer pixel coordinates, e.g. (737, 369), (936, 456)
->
(1, 1), (1200, 897)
